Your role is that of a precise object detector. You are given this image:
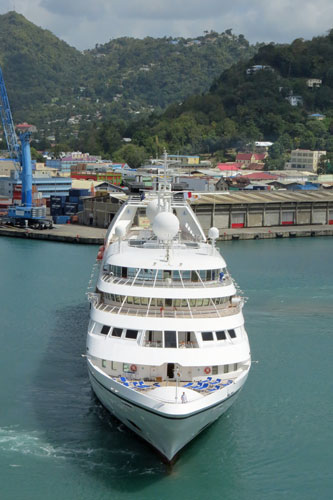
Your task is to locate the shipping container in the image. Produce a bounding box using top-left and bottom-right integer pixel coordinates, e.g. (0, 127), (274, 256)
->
(64, 203), (78, 215)
(50, 208), (63, 216)
(68, 196), (80, 203)
(69, 188), (90, 197)
(53, 215), (71, 224)
(50, 195), (67, 205)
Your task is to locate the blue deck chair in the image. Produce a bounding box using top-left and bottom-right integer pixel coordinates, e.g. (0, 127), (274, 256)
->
(183, 382), (193, 388)
(138, 381), (150, 389)
(120, 377), (130, 387)
(153, 383), (161, 387)
(195, 383), (209, 391)
(208, 385), (220, 392)
(210, 378), (221, 385)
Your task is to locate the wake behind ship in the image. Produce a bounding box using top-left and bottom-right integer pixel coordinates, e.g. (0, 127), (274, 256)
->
(86, 158), (251, 461)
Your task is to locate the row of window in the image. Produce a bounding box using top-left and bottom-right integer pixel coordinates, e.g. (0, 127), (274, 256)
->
(100, 359), (238, 375)
(96, 325), (238, 345)
(101, 325), (138, 339)
(104, 265), (227, 283)
(202, 329), (236, 341)
(102, 292), (230, 308)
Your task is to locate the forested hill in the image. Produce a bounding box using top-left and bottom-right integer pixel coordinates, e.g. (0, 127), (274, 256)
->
(0, 12), (85, 110)
(120, 31), (333, 167)
(85, 31), (258, 110)
(0, 11), (257, 130)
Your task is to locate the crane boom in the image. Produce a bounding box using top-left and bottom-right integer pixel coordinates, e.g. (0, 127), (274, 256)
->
(0, 67), (20, 161)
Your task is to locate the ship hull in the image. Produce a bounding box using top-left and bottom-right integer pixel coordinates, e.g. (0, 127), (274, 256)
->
(88, 366), (244, 461)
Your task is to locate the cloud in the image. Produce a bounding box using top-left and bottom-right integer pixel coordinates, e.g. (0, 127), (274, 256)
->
(40, 0), (107, 20)
(0, 0), (332, 50)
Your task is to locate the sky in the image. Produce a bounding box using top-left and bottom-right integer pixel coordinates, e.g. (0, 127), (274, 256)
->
(1, 0), (333, 50)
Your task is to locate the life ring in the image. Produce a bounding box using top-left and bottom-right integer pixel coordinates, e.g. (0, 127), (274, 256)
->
(130, 364), (137, 372)
(204, 367), (211, 375)
(97, 251), (103, 260)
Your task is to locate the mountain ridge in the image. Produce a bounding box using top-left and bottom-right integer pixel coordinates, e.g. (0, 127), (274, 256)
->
(0, 11), (257, 136)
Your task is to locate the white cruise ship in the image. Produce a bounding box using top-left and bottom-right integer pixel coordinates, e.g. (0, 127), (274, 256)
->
(86, 158), (251, 461)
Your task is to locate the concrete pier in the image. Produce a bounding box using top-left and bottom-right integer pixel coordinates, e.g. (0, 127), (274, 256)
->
(0, 222), (332, 245)
(0, 224), (106, 244)
(218, 224), (333, 241)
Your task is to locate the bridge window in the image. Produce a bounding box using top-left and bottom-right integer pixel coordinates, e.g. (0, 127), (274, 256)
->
(125, 329), (138, 339)
(112, 327), (122, 337)
(164, 331), (177, 348)
(101, 325), (110, 335)
(228, 329), (237, 339)
(216, 330), (227, 340)
(144, 330), (163, 347)
(202, 331), (214, 341)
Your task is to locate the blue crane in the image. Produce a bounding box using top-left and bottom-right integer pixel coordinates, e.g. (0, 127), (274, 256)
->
(0, 67), (51, 227)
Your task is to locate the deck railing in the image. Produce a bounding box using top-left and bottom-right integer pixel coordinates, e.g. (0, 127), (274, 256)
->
(101, 273), (232, 288)
(95, 301), (241, 319)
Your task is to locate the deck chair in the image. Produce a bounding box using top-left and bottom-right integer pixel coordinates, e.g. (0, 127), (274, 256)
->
(195, 383), (209, 391)
(208, 385), (220, 392)
(138, 381), (150, 389)
(120, 376), (130, 387)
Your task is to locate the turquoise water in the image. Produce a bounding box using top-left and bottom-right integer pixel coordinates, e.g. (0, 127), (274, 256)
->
(0, 236), (332, 500)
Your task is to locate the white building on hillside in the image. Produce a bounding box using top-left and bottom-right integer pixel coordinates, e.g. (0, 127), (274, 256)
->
(285, 149), (326, 173)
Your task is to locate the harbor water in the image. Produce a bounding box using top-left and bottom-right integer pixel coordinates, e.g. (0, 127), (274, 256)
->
(0, 236), (332, 500)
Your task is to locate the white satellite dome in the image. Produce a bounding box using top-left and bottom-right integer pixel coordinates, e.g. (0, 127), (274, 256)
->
(152, 212), (179, 241)
(115, 224), (126, 238)
(208, 227), (219, 240)
(146, 200), (159, 222)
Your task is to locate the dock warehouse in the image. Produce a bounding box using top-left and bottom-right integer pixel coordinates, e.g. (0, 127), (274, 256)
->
(79, 191), (333, 231)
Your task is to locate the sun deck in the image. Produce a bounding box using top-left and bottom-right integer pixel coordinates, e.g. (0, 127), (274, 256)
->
(108, 373), (235, 403)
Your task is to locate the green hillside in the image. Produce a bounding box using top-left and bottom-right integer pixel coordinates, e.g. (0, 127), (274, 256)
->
(0, 12), (86, 111)
(117, 31), (333, 167)
(0, 12), (257, 141)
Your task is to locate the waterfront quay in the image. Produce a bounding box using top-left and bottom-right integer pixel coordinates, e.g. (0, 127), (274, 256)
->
(1, 190), (333, 244)
(219, 224), (333, 240)
(0, 220), (332, 245)
(0, 223), (106, 244)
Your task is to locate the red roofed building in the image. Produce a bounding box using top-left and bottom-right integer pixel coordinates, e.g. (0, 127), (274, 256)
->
(236, 152), (267, 167)
(217, 163), (241, 171)
(242, 172), (278, 181)
(248, 162), (265, 171)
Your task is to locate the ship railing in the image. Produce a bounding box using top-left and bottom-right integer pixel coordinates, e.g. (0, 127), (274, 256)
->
(95, 302), (241, 318)
(141, 340), (198, 348)
(101, 273), (232, 288)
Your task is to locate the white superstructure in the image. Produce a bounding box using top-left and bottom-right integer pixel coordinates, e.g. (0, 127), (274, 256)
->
(86, 156), (251, 461)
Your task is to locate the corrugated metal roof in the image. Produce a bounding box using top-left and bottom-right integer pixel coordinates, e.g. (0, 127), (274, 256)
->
(190, 190), (333, 205)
